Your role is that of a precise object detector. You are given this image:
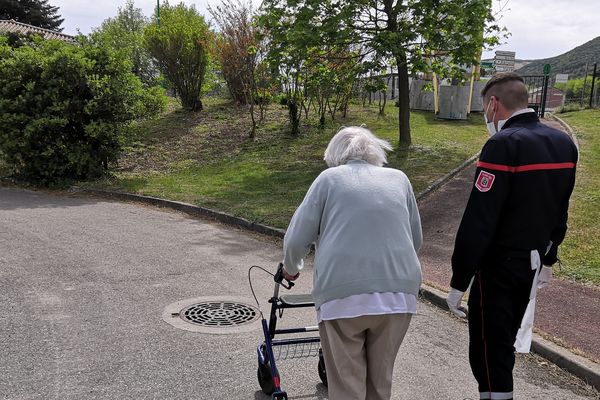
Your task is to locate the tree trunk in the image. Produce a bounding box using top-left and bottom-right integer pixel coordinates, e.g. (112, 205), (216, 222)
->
(249, 109), (256, 138)
(248, 95), (256, 139)
(379, 91), (387, 116)
(395, 56), (411, 146)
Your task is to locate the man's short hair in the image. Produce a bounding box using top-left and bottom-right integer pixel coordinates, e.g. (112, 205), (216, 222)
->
(481, 72), (529, 110)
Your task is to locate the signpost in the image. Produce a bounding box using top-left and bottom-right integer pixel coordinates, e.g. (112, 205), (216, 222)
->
(555, 74), (568, 84)
(494, 50), (516, 72)
(543, 64), (551, 75)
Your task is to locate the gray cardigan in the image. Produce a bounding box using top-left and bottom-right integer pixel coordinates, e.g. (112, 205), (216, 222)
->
(283, 160), (423, 308)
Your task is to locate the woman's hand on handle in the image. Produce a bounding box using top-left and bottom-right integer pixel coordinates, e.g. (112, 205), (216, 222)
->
(283, 269), (300, 281)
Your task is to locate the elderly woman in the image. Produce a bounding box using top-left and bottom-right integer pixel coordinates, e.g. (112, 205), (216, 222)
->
(282, 126), (422, 400)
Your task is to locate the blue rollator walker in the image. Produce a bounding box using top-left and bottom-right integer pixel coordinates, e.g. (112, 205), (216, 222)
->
(252, 263), (327, 399)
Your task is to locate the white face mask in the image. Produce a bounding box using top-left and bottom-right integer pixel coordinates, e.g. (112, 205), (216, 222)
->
(484, 101), (497, 136)
(484, 99), (508, 136)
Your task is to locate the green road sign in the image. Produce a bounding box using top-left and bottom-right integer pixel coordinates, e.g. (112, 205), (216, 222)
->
(543, 64), (551, 75)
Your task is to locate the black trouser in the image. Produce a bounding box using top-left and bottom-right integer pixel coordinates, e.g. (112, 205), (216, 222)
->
(468, 256), (536, 400)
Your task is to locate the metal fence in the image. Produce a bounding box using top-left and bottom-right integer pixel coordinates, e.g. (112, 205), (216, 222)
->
(552, 62), (600, 110)
(522, 75), (550, 117)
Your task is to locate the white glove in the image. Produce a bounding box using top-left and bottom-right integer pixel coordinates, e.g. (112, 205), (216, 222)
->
(537, 265), (553, 289)
(446, 288), (467, 318)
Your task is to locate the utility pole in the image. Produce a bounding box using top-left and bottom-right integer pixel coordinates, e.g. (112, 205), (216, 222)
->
(581, 62), (588, 106)
(156, 0), (160, 27)
(541, 64), (551, 118)
(590, 63), (597, 109)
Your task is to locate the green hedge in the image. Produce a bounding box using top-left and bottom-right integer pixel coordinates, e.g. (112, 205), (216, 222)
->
(0, 36), (166, 184)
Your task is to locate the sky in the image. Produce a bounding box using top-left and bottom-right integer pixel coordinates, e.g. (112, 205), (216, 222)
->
(51, 0), (600, 61)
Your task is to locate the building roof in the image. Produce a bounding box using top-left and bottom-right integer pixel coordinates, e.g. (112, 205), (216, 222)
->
(0, 19), (76, 43)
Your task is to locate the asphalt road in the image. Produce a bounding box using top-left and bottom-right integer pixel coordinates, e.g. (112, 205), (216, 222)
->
(1, 187), (598, 400)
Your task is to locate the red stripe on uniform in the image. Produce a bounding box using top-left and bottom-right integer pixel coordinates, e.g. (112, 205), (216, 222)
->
(477, 161), (576, 173)
(476, 161), (513, 172)
(513, 162), (576, 172)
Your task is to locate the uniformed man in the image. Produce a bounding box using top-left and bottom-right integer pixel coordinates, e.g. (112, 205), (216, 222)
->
(446, 72), (578, 400)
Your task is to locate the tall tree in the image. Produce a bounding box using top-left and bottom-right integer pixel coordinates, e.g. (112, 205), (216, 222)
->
(260, 0), (503, 145)
(91, 0), (157, 87)
(144, 2), (212, 111)
(0, 0), (64, 31)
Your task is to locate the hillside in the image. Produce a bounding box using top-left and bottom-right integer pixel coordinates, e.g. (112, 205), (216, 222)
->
(515, 36), (600, 77)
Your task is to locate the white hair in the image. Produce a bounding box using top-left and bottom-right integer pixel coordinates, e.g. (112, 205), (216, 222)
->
(323, 126), (393, 167)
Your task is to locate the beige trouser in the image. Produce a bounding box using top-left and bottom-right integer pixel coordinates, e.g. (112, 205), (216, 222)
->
(318, 313), (412, 400)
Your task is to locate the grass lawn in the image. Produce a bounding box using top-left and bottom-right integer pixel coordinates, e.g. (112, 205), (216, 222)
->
(554, 109), (600, 284)
(85, 96), (487, 229)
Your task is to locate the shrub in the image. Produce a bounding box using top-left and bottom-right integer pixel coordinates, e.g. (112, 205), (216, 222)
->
(144, 3), (212, 111)
(91, 0), (158, 87)
(210, 0), (256, 105)
(556, 103), (590, 114)
(0, 36), (166, 184)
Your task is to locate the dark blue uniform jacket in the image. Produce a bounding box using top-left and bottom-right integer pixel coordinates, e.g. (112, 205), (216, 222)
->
(451, 111), (578, 291)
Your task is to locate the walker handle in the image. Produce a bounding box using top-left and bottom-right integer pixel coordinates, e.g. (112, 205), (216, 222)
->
(274, 263), (295, 290)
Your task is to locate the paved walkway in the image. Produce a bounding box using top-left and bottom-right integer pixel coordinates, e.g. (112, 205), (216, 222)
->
(418, 119), (600, 362)
(1, 187), (598, 399)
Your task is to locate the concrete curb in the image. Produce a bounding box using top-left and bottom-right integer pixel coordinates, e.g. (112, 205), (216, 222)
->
(77, 153), (481, 238)
(548, 113), (580, 151)
(415, 153), (480, 202)
(419, 285), (600, 391)
(78, 189), (286, 238)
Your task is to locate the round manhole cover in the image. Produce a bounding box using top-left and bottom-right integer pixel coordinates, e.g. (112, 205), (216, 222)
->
(180, 301), (259, 327)
(162, 296), (262, 334)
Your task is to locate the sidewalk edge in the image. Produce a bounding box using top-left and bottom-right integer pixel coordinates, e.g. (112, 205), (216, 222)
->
(76, 189), (286, 238)
(548, 113), (580, 150)
(75, 153), (481, 239)
(415, 153), (480, 202)
(419, 285), (600, 391)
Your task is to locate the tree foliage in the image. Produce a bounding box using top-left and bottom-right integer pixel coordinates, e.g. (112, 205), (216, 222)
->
(259, 5), (363, 135)
(91, 0), (157, 87)
(303, 46), (363, 126)
(210, 0), (254, 105)
(0, 36), (166, 184)
(555, 77), (594, 102)
(0, 0), (63, 31)
(260, 0), (503, 144)
(145, 2), (212, 111)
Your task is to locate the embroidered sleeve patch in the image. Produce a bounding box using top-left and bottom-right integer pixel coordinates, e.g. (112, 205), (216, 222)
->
(475, 170), (495, 192)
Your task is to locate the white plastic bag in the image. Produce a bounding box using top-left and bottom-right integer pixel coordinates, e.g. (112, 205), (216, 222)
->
(514, 250), (541, 353)
(515, 297), (536, 353)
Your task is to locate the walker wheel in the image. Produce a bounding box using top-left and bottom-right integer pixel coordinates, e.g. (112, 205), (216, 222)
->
(257, 362), (275, 395)
(318, 351), (327, 387)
